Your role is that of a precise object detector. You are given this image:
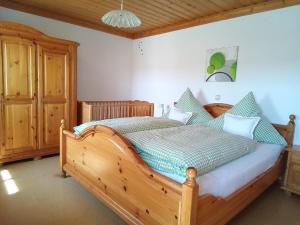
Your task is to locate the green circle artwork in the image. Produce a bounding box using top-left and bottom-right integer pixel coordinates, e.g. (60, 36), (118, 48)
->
(207, 65), (215, 74)
(205, 47), (238, 82)
(230, 62), (237, 81)
(207, 52), (226, 75)
(210, 52), (225, 69)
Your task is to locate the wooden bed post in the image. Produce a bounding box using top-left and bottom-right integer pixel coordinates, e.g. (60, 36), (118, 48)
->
(60, 119), (67, 177)
(180, 167), (199, 225)
(286, 115), (296, 147)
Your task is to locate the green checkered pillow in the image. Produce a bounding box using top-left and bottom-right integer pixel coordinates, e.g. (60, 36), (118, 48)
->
(206, 92), (287, 146)
(176, 88), (213, 124)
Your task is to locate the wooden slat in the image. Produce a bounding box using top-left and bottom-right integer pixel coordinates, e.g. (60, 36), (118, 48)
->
(196, 0), (224, 13)
(238, 0), (256, 6)
(180, 0), (219, 15)
(209, 0), (241, 10)
(142, 0), (199, 20)
(130, 0), (189, 21)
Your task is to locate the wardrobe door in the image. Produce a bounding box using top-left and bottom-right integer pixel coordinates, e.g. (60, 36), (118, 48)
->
(37, 44), (70, 149)
(0, 37), (37, 156)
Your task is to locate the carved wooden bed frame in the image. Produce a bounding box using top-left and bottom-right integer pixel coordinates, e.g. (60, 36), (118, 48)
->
(60, 103), (295, 225)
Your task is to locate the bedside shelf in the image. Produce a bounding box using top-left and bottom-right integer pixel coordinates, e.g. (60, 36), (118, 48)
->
(282, 145), (300, 195)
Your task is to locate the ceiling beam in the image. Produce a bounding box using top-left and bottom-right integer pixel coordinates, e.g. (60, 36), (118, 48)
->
(132, 0), (300, 39)
(0, 0), (134, 39)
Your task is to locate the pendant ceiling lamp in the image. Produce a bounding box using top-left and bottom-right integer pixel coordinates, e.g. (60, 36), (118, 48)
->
(101, 0), (142, 28)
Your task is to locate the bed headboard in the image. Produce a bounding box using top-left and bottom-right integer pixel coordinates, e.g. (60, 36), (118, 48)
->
(203, 103), (296, 147)
(203, 103), (233, 117)
(78, 100), (154, 124)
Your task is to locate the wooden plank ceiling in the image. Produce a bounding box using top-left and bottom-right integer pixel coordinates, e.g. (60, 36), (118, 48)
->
(0, 0), (299, 39)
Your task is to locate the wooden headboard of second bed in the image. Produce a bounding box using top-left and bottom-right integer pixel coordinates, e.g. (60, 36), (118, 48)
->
(78, 100), (154, 124)
(204, 103), (233, 117)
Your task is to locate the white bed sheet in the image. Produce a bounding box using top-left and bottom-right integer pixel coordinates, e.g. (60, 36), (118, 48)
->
(156, 143), (284, 198)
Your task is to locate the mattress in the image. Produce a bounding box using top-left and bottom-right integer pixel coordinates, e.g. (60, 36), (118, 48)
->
(156, 143), (284, 198)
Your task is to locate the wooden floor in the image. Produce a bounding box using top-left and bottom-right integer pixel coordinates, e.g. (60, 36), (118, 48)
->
(0, 156), (300, 225)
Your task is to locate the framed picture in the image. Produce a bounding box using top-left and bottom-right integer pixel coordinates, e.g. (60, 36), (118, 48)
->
(205, 46), (239, 82)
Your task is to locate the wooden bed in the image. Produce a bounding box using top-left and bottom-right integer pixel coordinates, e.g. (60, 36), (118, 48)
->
(60, 103), (295, 225)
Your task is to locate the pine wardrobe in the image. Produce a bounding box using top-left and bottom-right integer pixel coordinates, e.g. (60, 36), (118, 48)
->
(0, 22), (78, 164)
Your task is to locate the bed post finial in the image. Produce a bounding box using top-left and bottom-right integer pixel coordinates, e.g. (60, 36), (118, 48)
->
(289, 115), (296, 123)
(180, 167), (199, 225)
(60, 119), (67, 177)
(61, 119), (65, 129)
(186, 167), (197, 186)
(287, 115), (296, 147)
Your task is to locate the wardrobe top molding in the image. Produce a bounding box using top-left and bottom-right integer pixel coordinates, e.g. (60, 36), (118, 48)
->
(0, 21), (79, 46)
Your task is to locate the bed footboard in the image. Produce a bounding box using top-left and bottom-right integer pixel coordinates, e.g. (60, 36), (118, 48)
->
(59, 120), (198, 225)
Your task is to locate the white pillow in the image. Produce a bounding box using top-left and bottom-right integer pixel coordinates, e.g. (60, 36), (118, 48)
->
(223, 113), (261, 139)
(167, 107), (193, 124)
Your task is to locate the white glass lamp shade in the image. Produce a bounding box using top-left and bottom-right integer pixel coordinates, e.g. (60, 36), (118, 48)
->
(101, 10), (141, 28)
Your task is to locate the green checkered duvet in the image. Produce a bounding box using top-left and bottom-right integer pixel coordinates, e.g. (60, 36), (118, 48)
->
(124, 125), (257, 178)
(74, 117), (184, 135)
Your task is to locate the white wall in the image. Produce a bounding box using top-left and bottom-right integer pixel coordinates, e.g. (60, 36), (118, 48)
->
(132, 6), (300, 144)
(0, 6), (133, 101)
